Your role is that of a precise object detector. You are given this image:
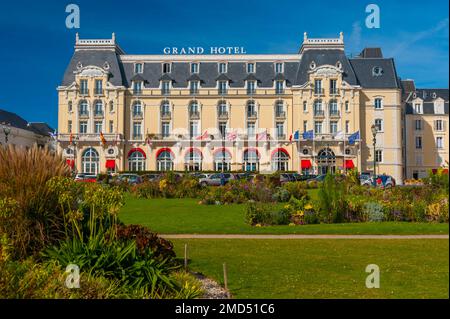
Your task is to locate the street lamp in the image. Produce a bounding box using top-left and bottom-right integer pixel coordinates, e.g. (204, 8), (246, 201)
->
(371, 124), (378, 184)
(2, 122), (11, 144)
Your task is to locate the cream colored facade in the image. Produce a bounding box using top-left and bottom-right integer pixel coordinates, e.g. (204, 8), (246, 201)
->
(56, 33), (448, 184)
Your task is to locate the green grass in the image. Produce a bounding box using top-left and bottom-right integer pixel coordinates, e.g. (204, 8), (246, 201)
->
(172, 239), (449, 298)
(120, 197), (449, 235)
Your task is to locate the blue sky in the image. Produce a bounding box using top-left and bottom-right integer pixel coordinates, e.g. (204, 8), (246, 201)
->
(0, 0), (448, 128)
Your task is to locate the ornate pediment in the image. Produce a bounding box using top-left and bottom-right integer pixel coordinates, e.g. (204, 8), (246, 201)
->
(74, 65), (109, 77)
(308, 64), (343, 77)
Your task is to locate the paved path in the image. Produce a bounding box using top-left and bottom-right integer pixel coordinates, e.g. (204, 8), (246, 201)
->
(161, 234), (449, 239)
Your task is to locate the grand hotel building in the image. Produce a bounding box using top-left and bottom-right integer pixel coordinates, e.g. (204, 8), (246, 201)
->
(57, 33), (449, 183)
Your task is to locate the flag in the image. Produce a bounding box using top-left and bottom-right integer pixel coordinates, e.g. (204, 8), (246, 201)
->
(100, 132), (107, 146)
(289, 134), (293, 142)
(49, 130), (57, 140)
(226, 130), (237, 141)
(348, 131), (360, 145)
(196, 130), (209, 140)
(333, 130), (345, 140)
(256, 130), (267, 141)
(69, 132), (73, 145)
(302, 130), (314, 140)
(293, 130), (300, 141)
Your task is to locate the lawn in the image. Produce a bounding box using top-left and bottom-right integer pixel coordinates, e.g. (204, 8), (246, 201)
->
(120, 197), (449, 235)
(171, 239), (449, 298)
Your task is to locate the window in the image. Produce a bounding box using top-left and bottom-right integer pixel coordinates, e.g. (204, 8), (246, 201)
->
(129, 150), (146, 171)
(414, 103), (422, 114)
(314, 79), (322, 95)
(247, 122), (256, 137)
(132, 122), (142, 140)
(247, 63), (255, 73)
(415, 119), (422, 131)
(313, 100), (323, 116)
(190, 81), (199, 94)
(372, 66), (383, 77)
(218, 101), (227, 116)
(68, 120), (72, 133)
(329, 100), (339, 116)
(218, 81), (228, 94)
(161, 101), (171, 115)
(247, 101), (256, 117)
(375, 150), (383, 163)
(134, 63), (143, 74)
(218, 122), (227, 138)
(415, 136), (422, 149)
(161, 122), (170, 137)
(247, 81), (256, 94)
(109, 120), (114, 133)
(303, 101), (307, 112)
(274, 62), (283, 73)
(345, 101), (349, 112)
(94, 100), (103, 116)
(415, 154), (423, 166)
(303, 120), (307, 132)
(162, 63), (171, 74)
(374, 119), (383, 132)
(79, 100), (88, 116)
(214, 150), (231, 171)
(436, 137), (444, 149)
(109, 101), (114, 112)
(330, 79), (338, 95)
(218, 63), (227, 74)
(275, 80), (284, 94)
(161, 81), (170, 95)
(271, 149), (289, 171)
(435, 120), (444, 131)
(79, 121), (88, 134)
(191, 63), (199, 74)
(314, 121), (322, 134)
(189, 101), (199, 116)
(94, 80), (103, 95)
(94, 121), (103, 134)
(82, 148), (99, 174)
(80, 79), (88, 95)
(276, 122), (285, 138)
(243, 149), (259, 172)
(345, 120), (350, 134)
(133, 81), (142, 94)
(374, 98), (383, 109)
(133, 101), (142, 116)
(275, 101), (284, 117)
(157, 150), (174, 171)
(185, 149), (202, 171)
(68, 101), (73, 112)
(189, 121), (199, 138)
(345, 148), (351, 155)
(330, 121), (338, 134)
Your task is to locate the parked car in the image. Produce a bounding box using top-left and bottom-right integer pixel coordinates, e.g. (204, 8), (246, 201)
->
(280, 173), (296, 184)
(297, 174), (317, 181)
(74, 173), (97, 183)
(362, 174), (396, 188)
(141, 173), (161, 182)
(237, 172), (255, 181)
(189, 172), (211, 180)
(199, 173), (237, 186)
(116, 173), (143, 185)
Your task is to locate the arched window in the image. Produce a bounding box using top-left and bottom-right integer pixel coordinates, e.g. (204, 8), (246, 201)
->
(243, 149), (259, 172)
(184, 149), (202, 171)
(313, 99), (323, 116)
(214, 149), (231, 171)
(317, 148), (336, 175)
(94, 100), (103, 116)
(157, 150), (174, 171)
(329, 99), (338, 116)
(79, 100), (89, 116)
(82, 148), (99, 174)
(128, 149), (146, 171)
(133, 101), (142, 117)
(271, 149), (289, 171)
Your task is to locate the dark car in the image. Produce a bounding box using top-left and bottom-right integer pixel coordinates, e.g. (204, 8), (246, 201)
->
(280, 173), (296, 184)
(141, 173), (161, 182)
(199, 173), (237, 186)
(116, 174), (143, 185)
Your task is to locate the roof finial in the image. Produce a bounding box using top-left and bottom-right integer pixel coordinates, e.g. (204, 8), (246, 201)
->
(75, 32), (79, 44)
(339, 31), (344, 42)
(112, 32), (116, 44)
(303, 32), (308, 42)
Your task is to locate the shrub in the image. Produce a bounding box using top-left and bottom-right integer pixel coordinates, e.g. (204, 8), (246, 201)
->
(0, 145), (71, 259)
(245, 202), (280, 226)
(282, 182), (309, 200)
(364, 202), (384, 222)
(317, 174), (348, 223)
(272, 187), (290, 202)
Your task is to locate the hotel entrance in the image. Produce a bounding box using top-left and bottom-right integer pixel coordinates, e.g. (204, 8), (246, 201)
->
(317, 148), (336, 175)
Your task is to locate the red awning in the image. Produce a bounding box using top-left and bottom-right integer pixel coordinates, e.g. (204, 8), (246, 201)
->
(301, 160), (312, 169)
(345, 159), (355, 169)
(105, 160), (116, 169)
(66, 159), (75, 168)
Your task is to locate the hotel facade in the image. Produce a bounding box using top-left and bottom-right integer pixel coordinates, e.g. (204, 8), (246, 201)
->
(56, 33), (449, 183)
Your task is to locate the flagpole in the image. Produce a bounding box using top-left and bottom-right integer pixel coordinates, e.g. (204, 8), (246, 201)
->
(313, 132), (315, 175)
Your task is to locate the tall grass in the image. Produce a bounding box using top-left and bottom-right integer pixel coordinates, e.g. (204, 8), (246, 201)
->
(0, 145), (71, 259)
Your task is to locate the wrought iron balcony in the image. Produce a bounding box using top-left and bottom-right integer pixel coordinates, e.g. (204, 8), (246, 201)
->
(94, 89), (104, 96)
(247, 111), (258, 120)
(314, 88), (325, 96)
(314, 110), (325, 117)
(132, 111), (143, 119)
(275, 111), (286, 119)
(189, 111), (200, 119)
(329, 110), (340, 117)
(78, 112), (89, 118)
(330, 88), (340, 96)
(93, 111), (104, 118)
(160, 111), (172, 120)
(79, 89), (89, 96)
(218, 111), (229, 120)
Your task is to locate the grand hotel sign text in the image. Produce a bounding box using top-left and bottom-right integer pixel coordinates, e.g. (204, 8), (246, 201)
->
(163, 47), (247, 55)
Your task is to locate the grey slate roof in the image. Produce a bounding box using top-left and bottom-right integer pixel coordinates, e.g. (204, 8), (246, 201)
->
(404, 88), (449, 115)
(349, 58), (401, 89)
(358, 48), (383, 58)
(0, 109), (54, 136)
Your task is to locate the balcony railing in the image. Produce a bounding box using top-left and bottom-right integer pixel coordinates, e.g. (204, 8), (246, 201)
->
(94, 89), (104, 95)
(79, 112), (89, 118)
(247, 111), (258, 120)
(79, 89), (89, 96)
(275, 111), (286, 119)
(218, 111), (229, 119)
(133, 111), (143, 119)
(329, 110), (340, 117)
(132, 134), (143, 140)
(314, 88), (325, 95)
(314, 110), (325, 117)
(218, 88), (228, 95)
(330, 88), (340, 95)
(275, 88), (285, 94)
(190, 89), (199, 95)
(160, 111), (171, 120)
(247, 88), (256, 95)
(161, 88), (170, 95)
(93, 111), (104, 118)
(276, 134), (286, 140)
(189, 111), (200, 119)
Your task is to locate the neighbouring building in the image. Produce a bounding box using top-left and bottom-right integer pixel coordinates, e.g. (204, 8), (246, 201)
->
(0, 109), (55, 149)
(56, 32), (448, 183)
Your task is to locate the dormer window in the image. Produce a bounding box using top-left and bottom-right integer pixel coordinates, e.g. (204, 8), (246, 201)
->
(432, 92), (437, 99)
(247, 63), (255, 73)
(161, 81), (170, 95)
(434, 99), (445, 114)
(134, 63), (143, 74)
(218, 63), (227, 74)
(133, 81), (143, 95)
(275, 62), (283, 73)
(162, 63), (171, 74)
(275, 80), (284, 94)
(247, 80), (256, 95)
(190, 81), (199, 95)
(372, 66), (383, 77)
(218, 81), (228, 95)
(414, 103), (422, 114)
(191, 63), (199, 74)
(310, 61), (316, 70)
(336, 61), (342, 69)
